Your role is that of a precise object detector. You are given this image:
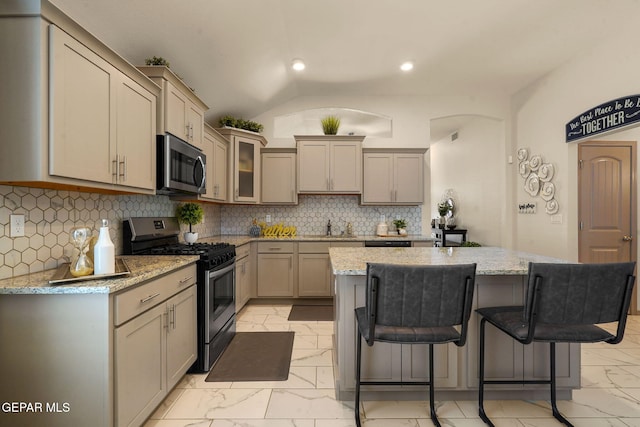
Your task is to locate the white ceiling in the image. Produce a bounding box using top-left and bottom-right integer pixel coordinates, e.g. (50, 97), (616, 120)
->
(50, 0), (640, 125)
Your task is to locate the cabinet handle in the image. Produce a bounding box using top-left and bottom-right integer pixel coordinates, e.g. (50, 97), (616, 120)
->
(119, 156), (126, 180)
(140, 293), (160, 304)
(186, 123), (190, 139)
(112, 157), (118, 179)
(331, 179), (334, 190)
(269, 247), (282, 251)
(623, 235), (633, 241)
(179, 276), (193, 285)
(170, 304), (176, 329)
(326, 178), (330, 190)
(235, 188), (239, 198)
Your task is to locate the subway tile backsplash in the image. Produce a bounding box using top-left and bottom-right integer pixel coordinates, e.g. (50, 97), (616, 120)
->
(1, 187), (420, 280)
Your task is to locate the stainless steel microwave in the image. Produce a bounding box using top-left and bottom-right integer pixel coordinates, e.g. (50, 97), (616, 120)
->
(157, 133), (206, 195)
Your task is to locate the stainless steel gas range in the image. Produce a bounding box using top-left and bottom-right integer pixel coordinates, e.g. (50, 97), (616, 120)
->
(123, 217), (236, 372)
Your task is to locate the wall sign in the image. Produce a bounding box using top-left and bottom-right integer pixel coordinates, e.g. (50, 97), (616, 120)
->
(566, 95), (640, 143)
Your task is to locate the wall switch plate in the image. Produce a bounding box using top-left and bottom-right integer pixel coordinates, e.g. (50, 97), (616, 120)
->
(10, 214), (25, 237)
(266, 214), (271, 223)
(551, 214), (563, 224)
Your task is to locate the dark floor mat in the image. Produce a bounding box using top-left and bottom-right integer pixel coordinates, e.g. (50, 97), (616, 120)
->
(205, 332), (294, 382)
(288, 304), (334, 321)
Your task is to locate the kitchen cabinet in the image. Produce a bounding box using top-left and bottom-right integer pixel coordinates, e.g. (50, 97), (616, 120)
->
(235, 243), (252, 310)
(362, 149), (426, 205)
(298, 242), (331, 297)
(137, 66), (208, 150)
(217, 128), (268, 204)
(295, 135), (364, 193)
(297, 241), (364, 297)
(201, 125), (229, 202)
(261, 148), (297, 204)
(114, 264), (197, 427)
(257, 242), (295, 297)
(0, 12), (160, 194)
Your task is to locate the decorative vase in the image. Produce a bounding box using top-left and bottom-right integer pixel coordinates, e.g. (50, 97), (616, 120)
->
(184, 232), (198, 244)
(398, 228), (407, 236)
(446, 216), (457, 230)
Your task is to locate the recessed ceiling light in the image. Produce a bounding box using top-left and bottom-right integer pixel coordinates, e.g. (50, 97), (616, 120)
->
(291, 59), (306, 71)
(400, 61), (414, 72)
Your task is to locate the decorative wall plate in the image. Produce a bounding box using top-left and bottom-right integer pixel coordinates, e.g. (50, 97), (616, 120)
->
(525, 173), (540, 196)
(545, 199), (559, 214)
(538, 163), (554, 182)
(541, 182), (555, 201)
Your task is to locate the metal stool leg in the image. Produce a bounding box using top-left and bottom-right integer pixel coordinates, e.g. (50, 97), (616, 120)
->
(549, 343), (574, 427)
(478, 318), (494, 426)
(428, 344), (441, 427)
(355, 331), (363, 427)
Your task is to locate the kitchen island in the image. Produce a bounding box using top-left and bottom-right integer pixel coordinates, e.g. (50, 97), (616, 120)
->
(329, 246), (575, 401)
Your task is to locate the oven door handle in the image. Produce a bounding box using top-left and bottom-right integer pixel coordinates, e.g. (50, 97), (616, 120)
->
(194, 155), (206, 192)
(208, 261), (235, 280)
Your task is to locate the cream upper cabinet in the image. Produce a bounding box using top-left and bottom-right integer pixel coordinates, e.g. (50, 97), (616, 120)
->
(261, 148), (297, 204)
(362, 149), (426, 205)
(201, 125), (229, 202)
(295, 135), (364, 193)
(0, 8), (159, 194)
(49, 25), (157, 192)
(137, 66), (208, 150)
(217, 127), (268, 204)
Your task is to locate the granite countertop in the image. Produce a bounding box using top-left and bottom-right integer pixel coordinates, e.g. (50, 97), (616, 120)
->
(0, 255), (199, 295)
(202, 234), (434, 247)
(329, 246), (570, 276)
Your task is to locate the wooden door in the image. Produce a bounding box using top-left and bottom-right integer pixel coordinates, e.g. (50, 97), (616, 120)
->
(362, 152), (394, 203)
(166, 286), (197, 390)
(578, 142), (636, 263)
(262, 151), (297, 204)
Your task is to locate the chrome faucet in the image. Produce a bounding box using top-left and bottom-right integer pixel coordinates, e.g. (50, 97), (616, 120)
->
(326, 219), (332, 236)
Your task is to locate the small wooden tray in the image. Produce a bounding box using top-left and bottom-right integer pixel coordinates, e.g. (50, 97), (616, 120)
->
(49, 258), (130, 285)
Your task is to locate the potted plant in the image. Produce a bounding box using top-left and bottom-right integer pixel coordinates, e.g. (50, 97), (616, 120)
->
(321, 115), (340, 135)
(176, 202), (203, 244)
(437, 202), (450, 229)
(392, 219), (407, 235)
(218, 115), (264, 133)
(144, 56), (170, 67)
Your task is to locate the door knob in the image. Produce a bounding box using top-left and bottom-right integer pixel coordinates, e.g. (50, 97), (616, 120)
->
(623, 235), (633, 241)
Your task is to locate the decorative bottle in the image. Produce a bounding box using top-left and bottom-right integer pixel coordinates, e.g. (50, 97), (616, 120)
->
(94, 219), (115, 275)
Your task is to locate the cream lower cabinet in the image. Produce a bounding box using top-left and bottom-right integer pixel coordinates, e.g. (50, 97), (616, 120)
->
(298, 242), (331, 297)
(362, 149), (426, 205)
(114, 265), (197, 427)
(295, 135), (364, 193)
(235, 243), (252, 310)
(49, 25), (157, 192)
(257, 242), (295, 297)
(261, 148), (297, 204)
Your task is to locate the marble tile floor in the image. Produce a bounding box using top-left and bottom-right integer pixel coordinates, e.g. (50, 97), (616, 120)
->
(144, 307), (640, 427)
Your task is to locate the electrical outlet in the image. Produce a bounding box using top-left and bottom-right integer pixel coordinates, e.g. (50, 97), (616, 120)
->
(266, 214), (271, 223)
(10, 214), (25, 237)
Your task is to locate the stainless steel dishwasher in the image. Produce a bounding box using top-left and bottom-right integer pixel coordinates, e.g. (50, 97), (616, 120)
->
(364, 240), (412, 247)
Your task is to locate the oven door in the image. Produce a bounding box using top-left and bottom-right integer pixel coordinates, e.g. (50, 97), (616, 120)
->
(204, 261), (236, 343)
(157, 133), (206, 194)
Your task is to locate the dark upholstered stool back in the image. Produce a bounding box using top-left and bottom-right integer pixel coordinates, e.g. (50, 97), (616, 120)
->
(525, 262), (635, 326)
(364, 262), (476, 345)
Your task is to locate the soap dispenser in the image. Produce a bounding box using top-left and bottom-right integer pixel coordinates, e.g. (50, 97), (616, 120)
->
(94, 219), (115, 275)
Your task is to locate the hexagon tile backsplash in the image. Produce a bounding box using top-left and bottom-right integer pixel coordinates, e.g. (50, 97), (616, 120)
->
(0, 186), (421, 280)
(0, 186), (221, 280)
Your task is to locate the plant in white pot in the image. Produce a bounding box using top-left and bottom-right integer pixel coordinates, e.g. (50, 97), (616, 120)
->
(176, 202), (203, 244)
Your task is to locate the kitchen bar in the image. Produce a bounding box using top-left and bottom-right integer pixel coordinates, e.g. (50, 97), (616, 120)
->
(329, 246), (576, 401)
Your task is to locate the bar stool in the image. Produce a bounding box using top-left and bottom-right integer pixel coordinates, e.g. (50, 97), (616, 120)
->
(477, 262), (636, 426)
(354, 262), (477, 427)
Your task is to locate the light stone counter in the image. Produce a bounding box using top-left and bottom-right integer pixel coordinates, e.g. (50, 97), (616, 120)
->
(329, 246), (577, 402)
(329, 246), (569, 276)
(203, 234), (434, 248)
(0, 255), (199, 295)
